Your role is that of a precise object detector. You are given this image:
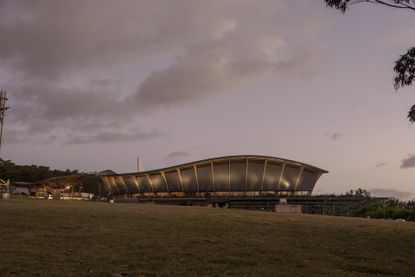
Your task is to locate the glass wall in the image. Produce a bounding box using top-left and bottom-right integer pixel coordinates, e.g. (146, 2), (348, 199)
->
(100, 157), (325, 196)
(281, 166), (300, 191)
(297, 170), (317, 192)
(213, 162), (229, 191)
(247, 160), (265, 191)
(263, 162), (281, 191)
(164, 170), (182, 192)
(114, 177), (127, 193)
(136, 175), (152, 192)
(230, 160), (246, 191)
(150, 174), (167, 192)
(180, 167), (198, 192)
(197, 164), (213, 192)
(124, 176), (139, 193)
(102, 177), (115, 193)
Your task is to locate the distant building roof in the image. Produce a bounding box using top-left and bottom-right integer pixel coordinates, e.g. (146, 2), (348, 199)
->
(97, 169), (117, 176)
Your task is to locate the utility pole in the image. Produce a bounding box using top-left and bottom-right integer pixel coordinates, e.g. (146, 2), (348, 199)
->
(0, 90), (9, 158)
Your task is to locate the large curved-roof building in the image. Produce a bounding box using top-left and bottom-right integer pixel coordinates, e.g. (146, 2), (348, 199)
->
(99, 155), (328, 198)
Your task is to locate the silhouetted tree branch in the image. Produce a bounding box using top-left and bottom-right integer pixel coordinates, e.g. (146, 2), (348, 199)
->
(394, 47), (415, 89)
(326, 0), (415, 12)
(325, 0), (415, 121)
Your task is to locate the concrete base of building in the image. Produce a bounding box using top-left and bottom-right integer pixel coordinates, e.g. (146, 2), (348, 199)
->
(275, 204), (302, 214)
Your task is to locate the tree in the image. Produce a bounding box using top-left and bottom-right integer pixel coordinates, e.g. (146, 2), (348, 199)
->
(0, 159), (81, 183)
(344, 188), (371, 197)
(325, 0), (415, 121)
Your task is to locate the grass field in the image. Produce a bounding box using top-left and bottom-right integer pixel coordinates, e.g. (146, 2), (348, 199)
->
(1, 199), (415, 276)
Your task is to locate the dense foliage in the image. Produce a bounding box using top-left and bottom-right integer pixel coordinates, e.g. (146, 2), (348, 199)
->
(344, 188), (371, 197)
(0, 159), (80, 183)
(355, 199), (415, 221)
(0, 159), (104, 195)
(315, 187), (371, 197)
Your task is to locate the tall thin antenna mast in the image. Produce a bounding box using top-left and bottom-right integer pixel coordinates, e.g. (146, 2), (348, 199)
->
(0, 90), (9, 158)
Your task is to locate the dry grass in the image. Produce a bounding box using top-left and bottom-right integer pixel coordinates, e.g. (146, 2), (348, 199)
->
(1, 198), (415, 276)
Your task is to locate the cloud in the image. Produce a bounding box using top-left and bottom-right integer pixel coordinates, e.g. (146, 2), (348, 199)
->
(330, 133), (341, 140)
(64, 129), (165, 145)
(325, 132), (341, 141)
(0, 0), (328, 143)
(374, 162), (387, 168)
(164, 150), (190, 160)
(11, 84), (128, 123)
(369, 188), (415, 201)
(3, 128), (57, 145)
(133, 36), (317, 111)
(400, 154), (415, 169)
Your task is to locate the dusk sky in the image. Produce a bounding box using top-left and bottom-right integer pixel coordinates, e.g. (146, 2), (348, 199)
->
(1, 0), (415, 198)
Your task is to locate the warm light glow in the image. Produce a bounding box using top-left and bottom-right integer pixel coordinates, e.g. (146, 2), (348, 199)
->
(280, 178), (290, 188)
(95, 156), (325, 196)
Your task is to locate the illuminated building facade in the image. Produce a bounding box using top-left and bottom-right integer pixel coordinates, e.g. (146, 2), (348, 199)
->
(98, 155), (328, 198)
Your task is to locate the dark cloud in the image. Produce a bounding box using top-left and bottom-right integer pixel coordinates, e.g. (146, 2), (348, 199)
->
(0, 0), (327, 144)
(331, 133), (341, 140)
(375, 162), (387, 168)
(11, 84), (128, 122)
(0, 0), (199, 79)
(369, 188), (415, 201)
(64, 129), (165, 145)
(325, 132), (341, 141)
(164, 150), (190, 160)
(6, 84), (132, 140)
(3, 129), (57, 145)
(400, 154), (415, 169)
(134, 36), (318, 111)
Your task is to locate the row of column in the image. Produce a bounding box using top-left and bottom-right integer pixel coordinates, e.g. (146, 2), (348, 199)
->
(100, 158), (322, 195)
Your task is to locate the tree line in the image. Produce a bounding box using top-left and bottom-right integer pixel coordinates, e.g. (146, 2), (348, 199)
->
(355, 199), (415, 221)
(0, 159), (81, 183)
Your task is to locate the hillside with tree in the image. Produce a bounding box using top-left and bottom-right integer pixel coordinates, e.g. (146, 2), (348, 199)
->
(0, 159), (80, 183)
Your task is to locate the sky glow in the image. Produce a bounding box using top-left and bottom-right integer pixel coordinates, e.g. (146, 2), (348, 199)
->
(1, 0), (415, 198)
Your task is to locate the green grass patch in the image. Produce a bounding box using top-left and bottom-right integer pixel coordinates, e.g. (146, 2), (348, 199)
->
(1, 199), (415, 276)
